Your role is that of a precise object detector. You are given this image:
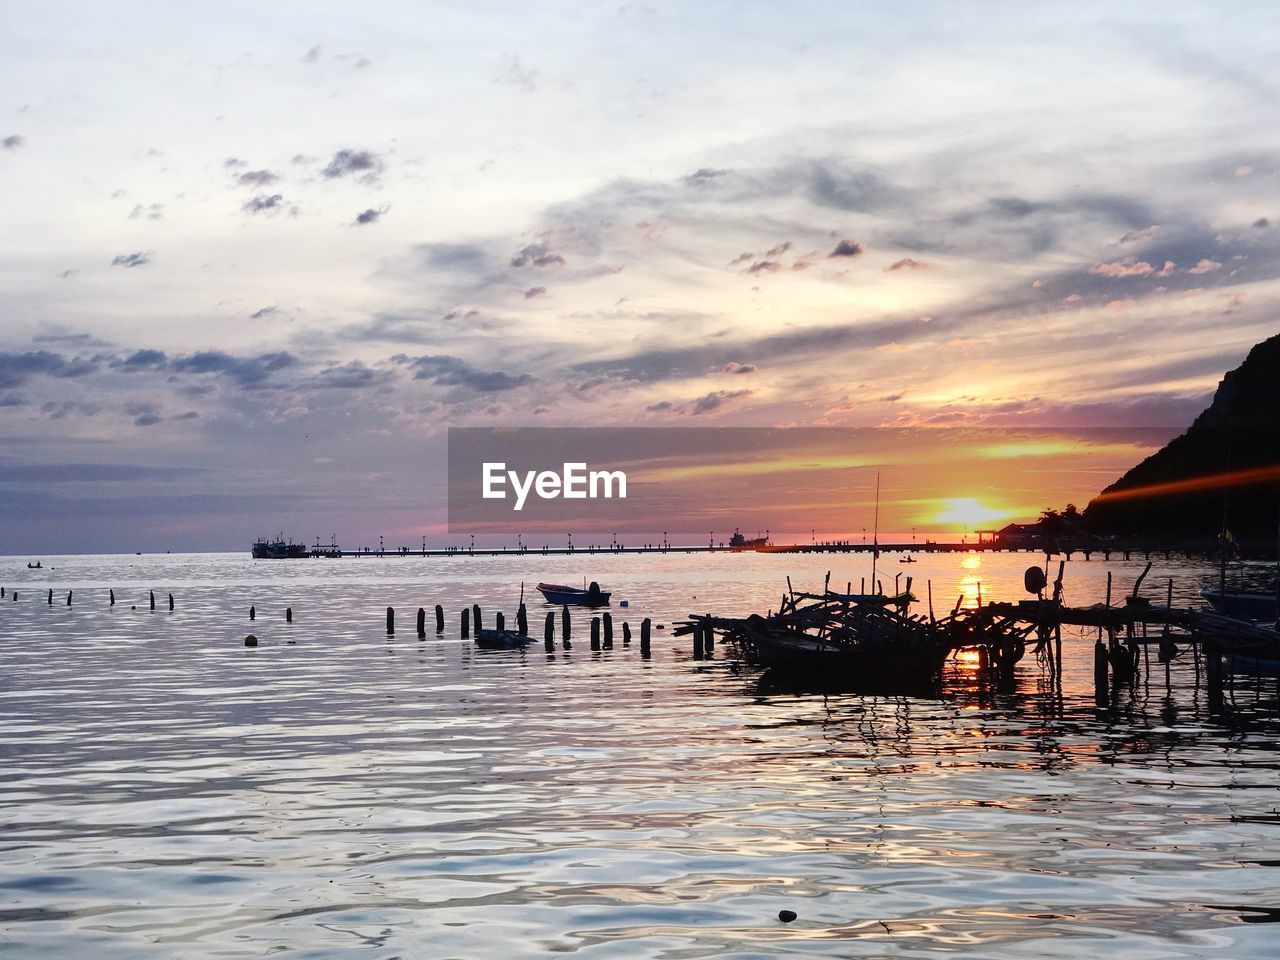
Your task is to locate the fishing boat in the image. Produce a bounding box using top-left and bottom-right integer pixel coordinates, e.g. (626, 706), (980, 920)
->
(1200, 588), (1278, 623)
(900, 556), (917, 563)
(26, 561), (41, 569)
(474, 628), (533, 649)
(536, 581), (611, 606)
(251, 535), (309, 559)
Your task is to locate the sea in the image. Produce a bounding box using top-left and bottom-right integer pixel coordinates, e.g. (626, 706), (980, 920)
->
(1, 549), (1278, 958)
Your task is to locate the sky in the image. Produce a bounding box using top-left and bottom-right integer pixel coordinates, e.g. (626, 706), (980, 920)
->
(1, 1), (1278, 553)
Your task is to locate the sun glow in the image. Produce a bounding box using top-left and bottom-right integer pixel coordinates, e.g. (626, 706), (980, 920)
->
(930, 497), (1011, 527)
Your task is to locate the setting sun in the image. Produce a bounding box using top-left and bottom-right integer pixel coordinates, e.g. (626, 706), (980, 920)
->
(930, 497), (1012, 528)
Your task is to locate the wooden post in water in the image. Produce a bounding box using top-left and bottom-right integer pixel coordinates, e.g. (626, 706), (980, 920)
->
(435, 604), (444, 632)
(472, 604), (482, 633)
(692, 623), (704, 660)
(517, 603), (528, 636)
(168, 593), (174, 611)
(461, 607), (470, 638)
(590, 616), (601, 650)
(622, 621), (632, 645)
(1094, 637), (1109, 699)
(250, 605), (256, 621)
(47, 588), (52, 605)
(67, 590), (72, 606)
(640, 617), (651, 656)
(495, 611), (505, 632)
(544, 611), (555, 650)
(109, 588), (114, 606)
(703, 617), (714, 653)
(561, 606), (571, 647)
(416, 607), (426, 636)
(602, 612), (613, 648)
(386, 606), (395, 635)
(150, 590), (156, 611)
(286, 607), (293, 623)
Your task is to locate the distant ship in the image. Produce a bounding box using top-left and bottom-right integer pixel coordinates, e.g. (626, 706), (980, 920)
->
(251, 534), (309, 559)
(729, 528), (770, 550)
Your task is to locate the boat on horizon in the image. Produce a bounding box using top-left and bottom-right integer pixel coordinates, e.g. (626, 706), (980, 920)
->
(729, 528), (770, 550)
(26, 561), (41, 569)
(251, 535), (309, 560)
(536, 581), (611, 606)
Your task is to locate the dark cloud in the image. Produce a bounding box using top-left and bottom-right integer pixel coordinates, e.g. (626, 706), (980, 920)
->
(111, 251), (151, 268)
(314, 361), (382, 389)
(249, 306), (277, 320)
(729, 251), (753, 265)
(2, 134), (23, 150)
(353, 207), (386, 225)
(800, 161), (900, 211)
(723, 362), (756, 374)
(0, 395), (27, 407)
(32, 332), (112, 347)
(886, 257), (928, 271)
(322, 149), (383, 180)
(684, 167), (727, 186)
(242, 194), (284, 214)
(764, 241), (792, 257)
(646, 400), (675, 412)
(395, 354), (533, 392)
(1254, 217), (1270, 228)
(829, 240), (864, 257)
(524, 285), (547, 299)
(0, 351), (99, 389)
(237, 169), (280, 187)
(302, 45), (322, 63)
(114, 349), (168, 370)
(691, 389), (752, 415)
(224, 157), (246, 169)
(510, 242), (565, 268)
(170, 350), (297, 387)
(123, 400), (162, 426)
(129, 203), (164, 220)
(420, 243), (489, 269)
(745, 260), (780, 274)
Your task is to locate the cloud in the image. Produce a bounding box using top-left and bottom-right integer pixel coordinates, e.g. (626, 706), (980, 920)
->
(691, 389), (752, 415)
(1090, 259), (1154, 278)
(128, 203), (164, 220)
(114, 348), (168, 370)
(829, 239), (864, 257)
(111, 251), (151, 268)
(0, 351), (99, 389)
(524, 285), (547, 299)
(237, 169), (280, 187)
(1118, 225), (1160, 244)
(1188, 258), (1222, 274)
(170, 350), (297, 387)
(322, 149), (383, 180)
(764, 241), (792, 257)
(510, 242), (565, 267)
(249, 306), (277, 320)
(745, 260), (781, 274)
(353, 206), (386, 225)
(885, 257), (929, 271)
(1156, 260), (1177, 277)
(396, 353), (533, 392)
(723, 362), (756, 374)
(314, 361), (383, 388)
(1, 134), (23, 150)
(1253, 217), (1271, 228)
(123, 400), (162, 426)
(645, 400), (675, 412)
(242, 194), (284, 214)
(729, 251), (753, 265)
(223, 157), (246, 169)
(684, 167), (727, 186)
(302, 45), (322, 63)
(496, 53), (537, 90)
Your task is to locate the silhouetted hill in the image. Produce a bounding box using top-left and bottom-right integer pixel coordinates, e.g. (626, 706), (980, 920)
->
(1084, 333), (1280, 539)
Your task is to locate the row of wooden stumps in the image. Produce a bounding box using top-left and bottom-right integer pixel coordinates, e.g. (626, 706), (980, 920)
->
(381, 603), (656, 656)
(1, 586), (175, 611)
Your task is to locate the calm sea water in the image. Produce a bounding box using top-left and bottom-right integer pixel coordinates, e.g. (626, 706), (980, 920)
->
(1, 550), (1278, 958)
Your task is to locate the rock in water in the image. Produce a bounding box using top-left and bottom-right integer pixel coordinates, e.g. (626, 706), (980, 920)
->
(778, 909), (797, 923)
(244, 635), (258, 647)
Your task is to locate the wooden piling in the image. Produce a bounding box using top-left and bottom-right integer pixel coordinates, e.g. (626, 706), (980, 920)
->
(640, 617), (651, 656)
(416, 607), (426, 636)
(461, 607), (470, 638)
(67, 590), (72, 606)
(496, 611), (505, 632)
(48, 588), (52, 605)
(602, 612), (613, 648)
(168, 593), (174, 611)
(590, 616), (601, 650)
(693, 623), (704, 660)
(472, 604), (482, 633)
(250, 605), (256, 621)
(109, 588), (114, 606)
(517, 603), (528, 636)
(561, 606), (571, 646)
(544, 611), (555, 650)
(287, 606), (293, 623)
(702, 618), (713, 653)
(622, 621), (632, 644)
(1094, 638), (1109, 698)
(386, 606), (395, 635)
(150, 590), (156, 611)
(435, 604), (444, 632)
(244, 635), (258, 647)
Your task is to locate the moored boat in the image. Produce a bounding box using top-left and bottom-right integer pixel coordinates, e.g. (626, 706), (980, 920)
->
(1200, 588), (1278, 623)
(537, 581), (611, 606)
(475, 628), (533, 649)
(251, 535), (309, 559)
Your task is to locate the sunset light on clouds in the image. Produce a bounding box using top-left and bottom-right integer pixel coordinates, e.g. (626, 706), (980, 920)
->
(1, 2), (1278, 551)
